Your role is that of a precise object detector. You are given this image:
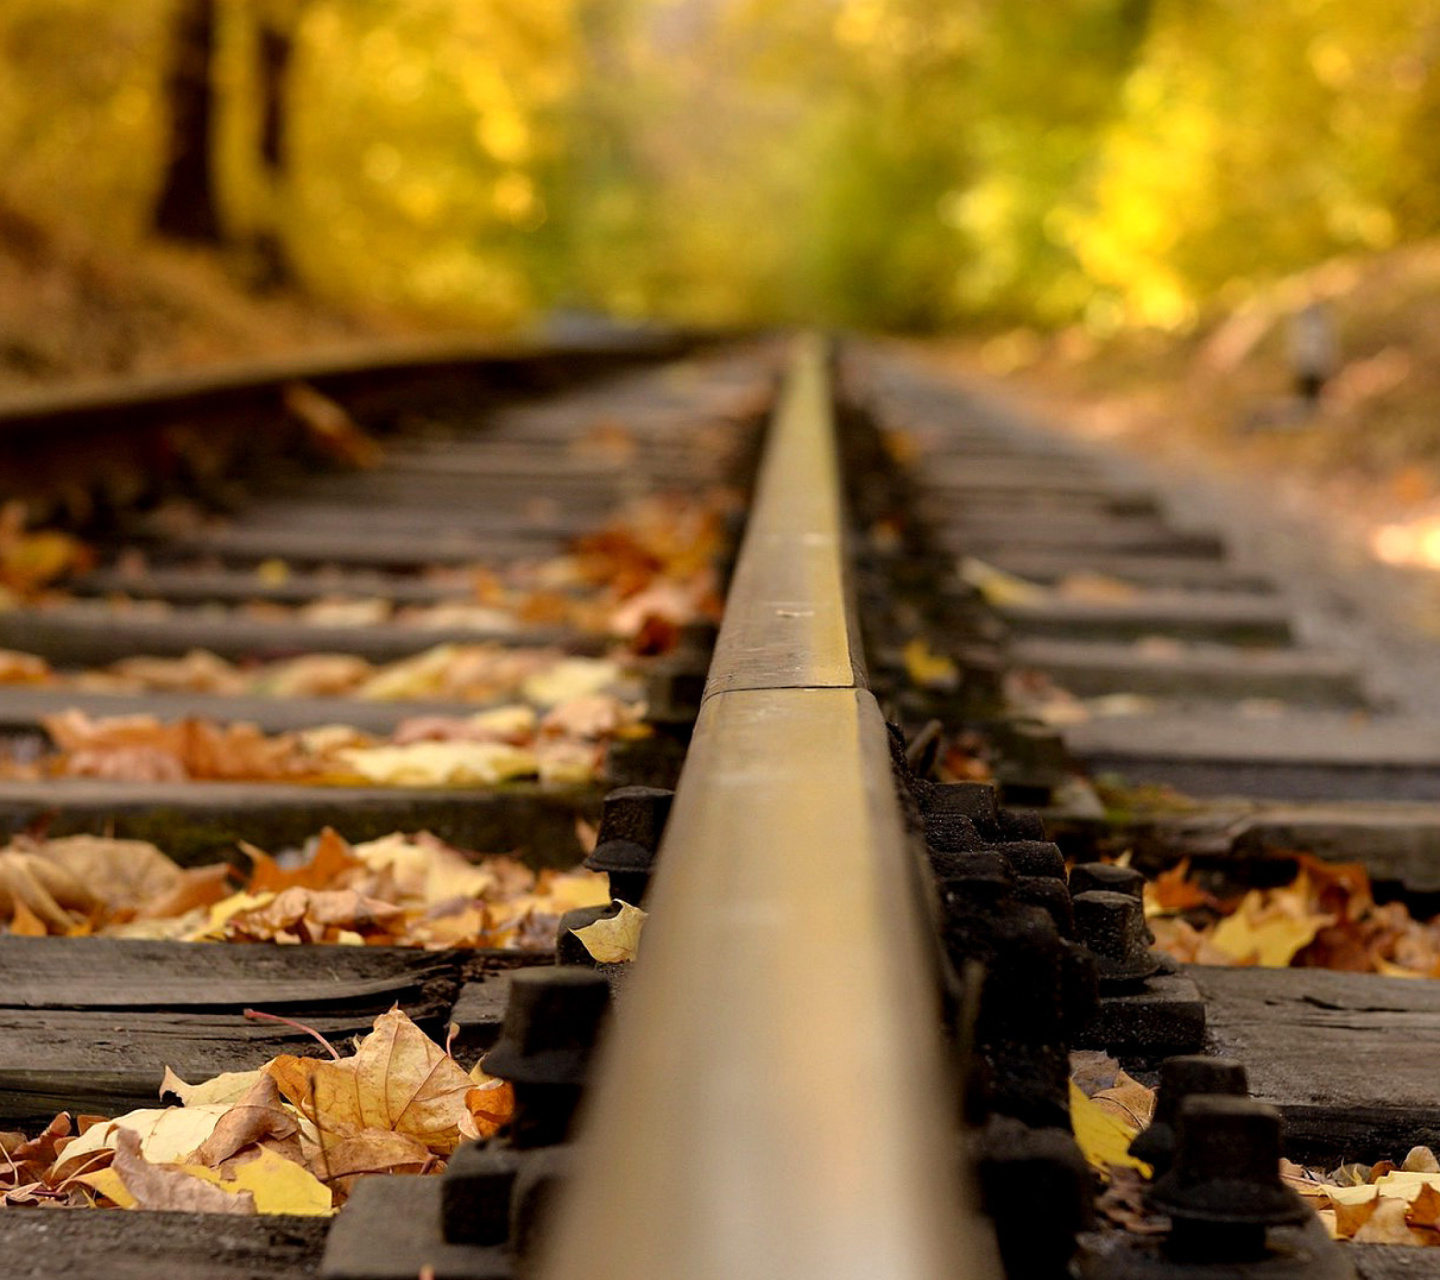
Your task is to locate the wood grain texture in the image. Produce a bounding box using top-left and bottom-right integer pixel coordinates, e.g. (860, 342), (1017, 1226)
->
(1196, 965), (1440, 1164)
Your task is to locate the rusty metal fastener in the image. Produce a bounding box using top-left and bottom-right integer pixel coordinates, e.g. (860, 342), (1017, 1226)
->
(1015, 875), (1075, 938)
(584, 783), (674, 903)
(1072, 890), (1159, 986)
(996, 806), (1047, 842)
(1148, 1096), (1309, 1262)
(487, 967), (612, 1150)
(1130, 1055), (1248, 1175)
(988, 840), (1066, 880)
(1069, 862), (1145, 900)
(593, 785), (674, 850)
(583, 839), (655, 907)
(486, 967), (611, 1088)
(921, 780), (1000, 831)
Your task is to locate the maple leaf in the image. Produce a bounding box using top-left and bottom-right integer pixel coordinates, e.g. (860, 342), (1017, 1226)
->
(265, 1006), (505, 1157)
(242, 827), (362, 895)
(1144, 859), (1215, 915)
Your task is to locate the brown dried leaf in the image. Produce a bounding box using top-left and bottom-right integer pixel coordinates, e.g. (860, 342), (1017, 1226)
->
(265, 1007), (482, 1156)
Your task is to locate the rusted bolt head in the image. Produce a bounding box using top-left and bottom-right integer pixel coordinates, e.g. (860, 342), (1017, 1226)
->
(1148, 1096), (1308, 1229)
(583, 839), (654, 905)
(934, 851), (1014, 920)
(1131, 1055), (1248, 1174)
(441, 1140), (522, 1245)
(921, 781), (1000, 831)
(989, 840), (1066, 880)
(1069, 862), (1145, 900)
(593, 785), (673, 851)
(484, 967), (611, 1087)
(924, 812), (986, 853)
(1014, 875), (1075, 938)
(996, 806), (1047, 842)
(1072, 889), (1159, 985)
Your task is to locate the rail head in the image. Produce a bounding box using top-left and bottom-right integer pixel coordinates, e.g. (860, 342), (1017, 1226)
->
(539, 335), (1001, 1279)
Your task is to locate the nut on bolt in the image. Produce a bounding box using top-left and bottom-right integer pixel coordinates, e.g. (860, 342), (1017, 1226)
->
(1148, 1095), (1309, 1262)
(1072, 889), (1160, 987)
(486, 966), (612, 1148)
(585, 785), (673, 903)
(1069, 862), (1146, 900)
(1130, 1055), (1248, 1175)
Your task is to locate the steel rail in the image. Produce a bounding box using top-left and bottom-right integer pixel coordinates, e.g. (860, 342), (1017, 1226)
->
(541, 334), (1002, 1279)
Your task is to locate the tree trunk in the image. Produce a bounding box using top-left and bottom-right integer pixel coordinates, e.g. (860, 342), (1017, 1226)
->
(257, 18), (293, 177)
(247, 9), (298, 289)
(152, 0), (223, 244)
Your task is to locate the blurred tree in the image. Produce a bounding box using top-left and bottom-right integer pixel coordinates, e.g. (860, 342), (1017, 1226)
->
(246, 0), (305, 288)
(152, 0), (222, 243)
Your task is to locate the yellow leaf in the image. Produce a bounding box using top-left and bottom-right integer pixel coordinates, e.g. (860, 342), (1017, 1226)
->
(1353, 1195), (1435, 1245)
(160, 1067), (265, 1108)
(572, 900), (647, 963)
(521, 658), (622, 706)
(190, 891), (276, 941)
(52, 1104), (232, 1179)
(1069, 1081), (1150, 1176)
(959, 557), (1049, 607)
(202, 1147), (333, 1216)
(335, 742), (539, 787)
(1208, 890), (1330, 966)
(265, 1007), (476, 1156)
(75, 1166), (136, 1208)
(902, 638), (957, 691)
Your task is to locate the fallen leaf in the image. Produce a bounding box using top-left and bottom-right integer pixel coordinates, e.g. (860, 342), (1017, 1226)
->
(266, 1007), (479, 1156)
(335, 742), (540, 787)
(160, 1068), (265, 1109)
(1207, 889), (1332, 967)
(78, 1128), (254, 1215)
(1069, 1081), (1150, 1177)
(902, 638), (958, 691)
(572, 901), (647, 963)
(1353, 1195), (1435, 1245)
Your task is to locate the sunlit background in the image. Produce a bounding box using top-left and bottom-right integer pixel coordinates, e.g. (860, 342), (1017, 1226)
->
(5, 0), (1440, 333)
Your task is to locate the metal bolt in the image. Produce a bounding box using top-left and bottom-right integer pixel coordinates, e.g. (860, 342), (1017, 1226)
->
(440, 1141), (523, 1245)
(996, 806), (1047, 842)
(924, 811), (985, 853)
(1014, 875), (1074, 938)
(977, 1116), (1092, 1278)
(583, 840), (654, 906)
(593, 785), (673, 850)
(1072, 890), (1159, 986)
(988, 840), (1066, 880)
(921, 781), (1000, 833)
(1148, 1096), (1308, 1262)
(1130, 1056), (1248, 1175)
(485, 967), (611, 1149)
(1069, 862), (1145, 900)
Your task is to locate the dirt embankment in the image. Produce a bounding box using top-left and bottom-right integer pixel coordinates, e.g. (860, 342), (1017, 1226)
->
(0, 199), (410, 397)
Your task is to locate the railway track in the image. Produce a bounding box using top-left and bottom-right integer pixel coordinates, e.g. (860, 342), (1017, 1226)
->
(0, 332), (1436, 1278)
